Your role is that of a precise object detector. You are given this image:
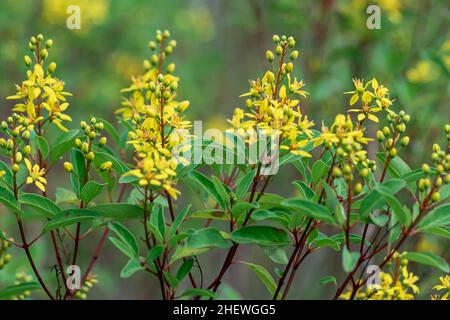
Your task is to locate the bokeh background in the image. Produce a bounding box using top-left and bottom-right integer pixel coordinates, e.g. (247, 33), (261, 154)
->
(0, 0), (448, 299)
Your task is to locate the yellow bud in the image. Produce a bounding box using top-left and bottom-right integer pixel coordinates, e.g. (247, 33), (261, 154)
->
(431, 192), (440, 202)
(285, 62), (294, 73)
(45, 39), (53, 48)
(48, 62), (56, 73)
(178, 100), (190, 112)
(99, 137), (107, 146)
(166, 63), (176, 74)
(24, 55), (32, 67)
(421, 163), (430, 174)
(266, 50), (274, 62)
(100, 161), (113, 171)
(389, 148), (397, 158)
(86, 151), (95, 162)
(290, 50), (299, 60)
(354, 182), (363, 195)
(11, 164), (19, 173)
(23, 145), (31, 155)
(63, 162), (74, 173)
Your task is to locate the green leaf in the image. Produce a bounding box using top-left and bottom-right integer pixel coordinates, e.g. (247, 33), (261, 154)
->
(176, 258), (194, 281)
(231, 226), (289, 246)
(293, 181), (315, 200)
(169, 204), (191, 237)
(342, 247), (360, 273)
(80, 180), (105, 205)
(212, 176), (231, 208)
(189, 171), (225, 208)
(49, 129), (80, 164)
(235, 170), (255, 200)
(69, 148), (87, 198)
(89, 203), (144, 219)
(320, 276), (337, 286)
(0, 160), (13, 187)
(240, 262), (278, 298)
(146, 245), (163, 264)
(311, 160), (328, 186)
(150, 205), (166, 239)
(422, 226), (450, 239)
(0, 282), (41, 300)
(262, 246), (288, 264)
(109, 237), (135, 259)
(376, 152), (412, 179)
(404, 252), (450, 273)
(43, 209), (99, 233)
(19, 193), (61, 218)
(0, 185), (20, 214)
(281, 198), (335, 225)
(171, 228), (229, 263)
(55, 187), (78, 205)
(179, 288), (217, 299)
(417, 204), (450, 231)
(109, 222), (139, 258)
(376, 185), (411, 226)
(120, 259), (144, 278)
(30, 133), (49, 160)
(360, 179), (405, 217)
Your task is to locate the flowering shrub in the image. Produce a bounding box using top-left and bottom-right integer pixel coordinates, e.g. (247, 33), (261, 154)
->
(0, 31), (448, 300)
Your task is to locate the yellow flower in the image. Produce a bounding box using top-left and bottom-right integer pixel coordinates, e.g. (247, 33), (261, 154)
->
(346, 78), (393, 123)
(432, 275), (450, 300)
(24, 158), (47, 192)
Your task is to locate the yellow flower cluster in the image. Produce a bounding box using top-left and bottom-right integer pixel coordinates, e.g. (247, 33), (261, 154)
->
(346, 78), (393, 124)
(431, 275), (450, 300)
(227, 35), (314, 157)
(117, 30), (191, 199)
(123, 151), (180, 199)
(341, 253), (420, 300)
(7, 34), (72, 132)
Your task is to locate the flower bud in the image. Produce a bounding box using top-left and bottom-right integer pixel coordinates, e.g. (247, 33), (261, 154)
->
(40, 48), (48, 60)
(445, 174), (450, 184)
(75, 138), (82, 148)
(99, 137), (107, 146)
(0, 138), (5, 147)
(332, 167), (342, 177)
(285, 62), (294, 73)
(80, 121), (87, 129)
(45, 39), (53, 48)
(163, 91), (171, 100)
(400, 136), (410, 147)
(289, 50), (299, 60)
(37, 34), (44, 42)
(24, 55), (32, 67)
(30, 36), (37, 44)
(11, 164), (19, 173)
(376, 130), (385, 141)
(266, 50), (274, 62)
(86, 151), (95, 162)
(164, 45), (173, 55)
(354, 182), (363, 195)
(360, 168), (369, 178)
(6, 139), (13, 150)
(150, 54), (158, 64)
(389, 148), (397, 158)
(23, 145), (31, 155)
(148, 41), (157, 50)
(421, 163), (430, 174)
(436, 164), (444, 174)
(166, 63), (176, 74)
(275, 45), (283, 56)
(436, 176), (443, 187)
(81, 142), (89, 154)
(396, 123), (406, 133)
(403, 114), (410, 123)
(95, 122), (104, 131)
(343, 164), (352, 174)
(288, 39), (296, 48)
(431, 192), (440, 202)
(1, 121), (8, 130)
(89, 132), (96, 140)
(63, 162), (74, 173)
(15, 152), (23, 163)
(22, 130), (30, 140)
(272, 35), (280, 43)
(48, 62), (56, 73)
(100, 161), (112, 171)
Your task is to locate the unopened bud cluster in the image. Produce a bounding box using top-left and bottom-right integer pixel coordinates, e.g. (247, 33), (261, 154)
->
(10, 273), (33, 300)
(376, 110), (410, 159)
(419, 124), (450, 202)
(0, 237), (13, 270)
(145, 29), (177, 72)
(74, 275), (99, 300)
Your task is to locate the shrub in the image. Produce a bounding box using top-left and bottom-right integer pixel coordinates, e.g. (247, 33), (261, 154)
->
(0, 31), (448, 300)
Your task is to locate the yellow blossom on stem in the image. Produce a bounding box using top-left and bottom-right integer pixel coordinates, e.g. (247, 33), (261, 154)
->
(24, 158), (47, 192)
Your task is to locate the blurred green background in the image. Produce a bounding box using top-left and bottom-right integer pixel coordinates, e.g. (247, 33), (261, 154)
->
(0, 0), (448, 299)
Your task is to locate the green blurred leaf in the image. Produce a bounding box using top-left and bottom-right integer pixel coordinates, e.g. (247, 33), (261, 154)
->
(19, 193), (61, 218)
(231, 226), (289, 246)
(80, 180), (105, 205)
(404, 252), (449, 273)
